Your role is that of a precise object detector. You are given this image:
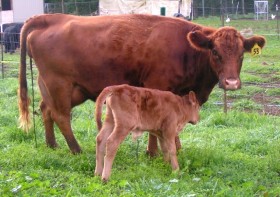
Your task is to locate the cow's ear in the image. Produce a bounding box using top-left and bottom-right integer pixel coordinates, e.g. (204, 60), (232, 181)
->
(187, 30), (212, 51)
(243, 36), (266, 52)
(188, 91), (197, 105)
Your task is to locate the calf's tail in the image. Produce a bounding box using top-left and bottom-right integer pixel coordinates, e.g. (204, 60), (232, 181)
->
(95, 87), (113, 131)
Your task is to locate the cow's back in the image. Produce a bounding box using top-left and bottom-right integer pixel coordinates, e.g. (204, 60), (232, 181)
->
(26, 14), (202, 101)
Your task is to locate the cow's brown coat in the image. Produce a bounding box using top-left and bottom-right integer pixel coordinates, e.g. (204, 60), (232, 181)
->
(18, 14), (265, 154)
(94, 84), (200, 182)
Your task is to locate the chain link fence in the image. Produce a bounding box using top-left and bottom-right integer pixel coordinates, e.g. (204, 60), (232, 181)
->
(43, 1), (279, 20)
(193, 0), (278, 19)
(44, 1), (99, 16)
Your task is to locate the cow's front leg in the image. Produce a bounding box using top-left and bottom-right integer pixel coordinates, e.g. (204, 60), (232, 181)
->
(146, 134), (158, 157)
(175, 135), (181, 151)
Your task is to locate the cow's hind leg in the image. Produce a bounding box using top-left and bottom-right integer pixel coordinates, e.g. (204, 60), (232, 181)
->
(40, 101), (57, 148)
(38, 77), (57, 149)
(39, 77), (81, 154)
(51, 107), (81, 154)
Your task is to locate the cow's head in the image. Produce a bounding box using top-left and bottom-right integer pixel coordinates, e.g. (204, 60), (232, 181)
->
(187, 27), (265, 90)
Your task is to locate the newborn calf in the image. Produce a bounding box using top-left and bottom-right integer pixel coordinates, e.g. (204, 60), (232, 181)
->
(94, 84), (200, 182)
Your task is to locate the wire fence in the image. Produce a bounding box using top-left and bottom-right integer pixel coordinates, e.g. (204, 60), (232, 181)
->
(42, 1), (280, 36)
(0, 3), (279, 116)
(44, 1), (99, 16)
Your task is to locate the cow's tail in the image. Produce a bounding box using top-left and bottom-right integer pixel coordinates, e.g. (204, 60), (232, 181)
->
(95, 87), (113, 131)
(18, 15), (48, 132)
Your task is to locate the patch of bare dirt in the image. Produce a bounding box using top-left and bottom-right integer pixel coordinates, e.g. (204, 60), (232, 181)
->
(251, 93), (280, 116)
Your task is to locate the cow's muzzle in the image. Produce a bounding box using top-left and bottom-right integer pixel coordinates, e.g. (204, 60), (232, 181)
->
(220, 78), (241, 90)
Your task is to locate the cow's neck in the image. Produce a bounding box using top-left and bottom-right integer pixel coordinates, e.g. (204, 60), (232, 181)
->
(190, 52), (219, 106)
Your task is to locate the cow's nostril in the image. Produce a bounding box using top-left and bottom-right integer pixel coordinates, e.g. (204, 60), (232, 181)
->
(225, 78), (239, 90)
(225, 79), (237, 85)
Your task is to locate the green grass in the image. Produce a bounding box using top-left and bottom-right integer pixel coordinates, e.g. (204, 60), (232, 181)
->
(0, 17), (280, 196)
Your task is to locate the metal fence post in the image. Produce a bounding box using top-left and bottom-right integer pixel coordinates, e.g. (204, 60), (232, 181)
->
(1, 33), (4, 79)
(221, 0), (225, 27)
(277, 4), (279, 40)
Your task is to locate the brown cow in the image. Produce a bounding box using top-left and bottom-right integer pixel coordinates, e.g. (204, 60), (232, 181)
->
(18, 14), (265, 154)
(94, 84), (200, 182)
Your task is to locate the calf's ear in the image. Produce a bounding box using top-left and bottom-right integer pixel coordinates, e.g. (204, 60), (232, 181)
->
(188, 91), (197, 105)
(187, 30), (212, 51)
(243, 36), (266, 52)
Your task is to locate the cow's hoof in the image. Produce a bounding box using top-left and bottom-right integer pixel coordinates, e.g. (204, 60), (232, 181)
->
(47, 142), (59, 149)
(71, 148), (82, 155)
(145, 149), (158, 157)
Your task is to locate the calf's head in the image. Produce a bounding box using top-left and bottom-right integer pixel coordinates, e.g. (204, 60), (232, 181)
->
(187, 91), (200, 125)
(187, 27), (266, 90)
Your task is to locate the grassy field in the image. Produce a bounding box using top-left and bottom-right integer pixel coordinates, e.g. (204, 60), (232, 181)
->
(0, 17), (280, 196)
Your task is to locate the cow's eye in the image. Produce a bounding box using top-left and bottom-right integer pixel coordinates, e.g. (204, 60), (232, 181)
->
(212, 49), (221, 61)
(212, 49), (218, 56)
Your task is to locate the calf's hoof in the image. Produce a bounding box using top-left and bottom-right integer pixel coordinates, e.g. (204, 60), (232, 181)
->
(102, 177), (109, 183)
(94, 170), (102, 177)
(171, 169), (180, 178)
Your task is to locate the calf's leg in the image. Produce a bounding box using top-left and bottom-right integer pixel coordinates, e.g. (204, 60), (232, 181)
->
(144, 77), (182, 157)
(95, 111), (114, 176)
(159, 136), (179, 171)
(102, 126), (130, 182)
(148, 135), (181, 157)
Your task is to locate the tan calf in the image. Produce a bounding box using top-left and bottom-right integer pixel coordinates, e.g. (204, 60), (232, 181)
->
(94, 84), (200, 182)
